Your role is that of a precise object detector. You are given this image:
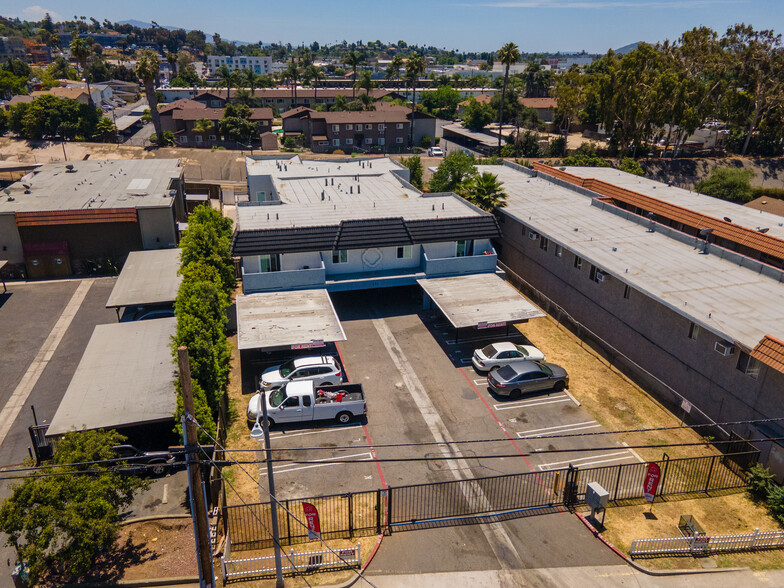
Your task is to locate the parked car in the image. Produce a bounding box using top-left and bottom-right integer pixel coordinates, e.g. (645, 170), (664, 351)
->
(486, 361), (569, 399)
(427, 147), (444, 157)
(112, 444), (175, 476)
(472, 342), (546, 372)
(260, 355), (343, 391)
(247, 381), (366, 425)
(120, 305), (175, 322)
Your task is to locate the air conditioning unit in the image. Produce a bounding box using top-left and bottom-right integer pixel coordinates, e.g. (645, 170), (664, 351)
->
(528, 231), (539, 241)
(596, 272), (607, 283)
(714, 341), (735, 356)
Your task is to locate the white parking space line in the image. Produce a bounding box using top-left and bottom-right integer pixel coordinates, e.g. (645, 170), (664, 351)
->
(268, 424), (362, 440)
(537, 451), (637, 471)
(622, 442), (646, 463)
(0, 278), (94, 448)
(258, 452), (373, 477)
(493, 395), (571, 411)
(162, 483), (169, 504)
(458, 358), (472, 365)
(516, 421), (601, 439)
(473, 379), (487, 387)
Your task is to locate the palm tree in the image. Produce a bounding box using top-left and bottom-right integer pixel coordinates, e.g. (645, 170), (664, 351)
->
(355, 69), (374, 97)
(70, 35), (93, 105)
(284, 60), (300, 104)
(304, 65), (326, 105)
(345, 50), (363, 98)
(405, 53), (426, 148)
(166, 52), (178, 77)
(496, 42), (521, 151)
(135, 49), (163, 144)
(460, 172), (507, 212)
(385, 55), (404, 87)
(243, 69), (263, 102)
(216, 64), (238, 102)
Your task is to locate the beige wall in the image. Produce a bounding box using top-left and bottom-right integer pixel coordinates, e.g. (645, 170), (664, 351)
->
(138, 207), (177, 250)
(0, 214), (23, 263)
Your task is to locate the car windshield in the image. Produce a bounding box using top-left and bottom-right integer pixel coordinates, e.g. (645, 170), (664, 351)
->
(538, 364), (553, 376)
(278, 360), (296, 377)
(515, 345), (529, 356)
(496, 366), (517, 380)
(481, 344), (498, 357)
(269, 388), (287, 407)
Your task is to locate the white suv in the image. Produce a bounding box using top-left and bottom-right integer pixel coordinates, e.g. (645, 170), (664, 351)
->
(260, 356), (343, 390)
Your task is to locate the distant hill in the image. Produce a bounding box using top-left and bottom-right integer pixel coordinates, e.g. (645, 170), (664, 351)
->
(117, 20), (250, 45)
(614, 42), (641, 55)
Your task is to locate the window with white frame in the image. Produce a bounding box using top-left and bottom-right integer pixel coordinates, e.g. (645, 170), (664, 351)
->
(345, 138), (353, 145)
(345, 124), (353, 131)
(456, 240), (474, 257)
(179, 136), (188, 144)
(209, 134), (217, 140)
(195, 135), (203, 143)
(540, 237), (549, 252)
(255, 191), (267, 202)
(332, 250), (348, 264)
(365, 123), (372, 130)
(555, 244), (563, 257)
(319, 141), (329, 146)
(210, 99), (221, 107)
(333, 138), (340, 146)
(396, 123), (404, 129)
(258, 254), (280, 273)
(574, 255), (582, 270)
(364, 138), (372, 144)
(688, 322), (700, 340)
(396, 137), (403, 143)
(378, 124), (385, 131)
(396, 245), (412, 259)
(378, 138), (385, 145)
(332, 124), (340, 133)
(737, 351), (761, 379)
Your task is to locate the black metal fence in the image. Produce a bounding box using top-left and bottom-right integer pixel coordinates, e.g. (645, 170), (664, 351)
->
(224, 450), (758, 551)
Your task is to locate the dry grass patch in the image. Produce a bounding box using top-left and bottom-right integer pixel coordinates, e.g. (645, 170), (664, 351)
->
(598, 493), (784, 570)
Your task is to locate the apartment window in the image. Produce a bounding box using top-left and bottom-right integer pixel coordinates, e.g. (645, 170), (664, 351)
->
(540, 237), (549, 252)
(210, 99), (221, 107)
(319, 141), (329, 146)
(258, 254), (280, 273)
(396, 137), (404, 144)
(574, 256), (583, 270)
(195, 135), (203, 143)
(623, 284), (631, 299)
(332, 124), (340, 133)
(688, 322), (700, 340)
(378, 124), (385, 131)
(378, 138), (385, 146)
(396, 123), (404, 129)
(333, 139), (340, 147)
(179, 136), (188, 144)
(364, 138), (372, 145)
(332, 250), (348, 264)
(345, 138), (353, 145)
(589, 265), (604, 283)
(736, 351), (761, 379)
(555, 244), (563, 257)
(345, 124), (353, 131)
(396, 245), (412, 259)
(456, 240), (474, 257)
(365, 123), (372, 130)
(209, 135), (217, 141)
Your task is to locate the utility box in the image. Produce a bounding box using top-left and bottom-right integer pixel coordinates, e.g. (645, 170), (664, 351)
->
(586, 482), (609, 510)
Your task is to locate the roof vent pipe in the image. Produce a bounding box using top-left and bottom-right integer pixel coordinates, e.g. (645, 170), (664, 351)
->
(331, 178), (334, 185)
(325, 178), (328, 186)
(350, 186), (353, 194)
(432, 204), (435, 211)
(442, 203), (444, 210)
(276, 213), (279, 220)
(321, 191), (325, 200)
(358, 185), (360, 194)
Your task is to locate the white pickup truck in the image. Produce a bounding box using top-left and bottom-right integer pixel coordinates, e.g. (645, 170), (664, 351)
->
(247, 381), (366, 426)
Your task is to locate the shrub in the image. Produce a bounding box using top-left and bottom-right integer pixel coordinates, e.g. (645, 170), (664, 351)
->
(767, 485), (784, 525)
(618, 157), (645, 176)
(419, 135), (432, 149)
(400, 155), (423, 189)
(548, 136), (566, 158)
(332, 149), (345, 155)
(748, 464), (776, 501)
(283, 136), (296, 149)
(695, 167), (754, 203)
(562, 153), (610, 167)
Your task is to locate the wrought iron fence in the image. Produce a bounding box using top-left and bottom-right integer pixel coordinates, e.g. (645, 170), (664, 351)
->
(223, 451), (758, 552)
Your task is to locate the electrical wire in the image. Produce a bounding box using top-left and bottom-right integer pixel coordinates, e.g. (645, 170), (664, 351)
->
(189, 414), (378, 588)
(0, 450), (188, 473)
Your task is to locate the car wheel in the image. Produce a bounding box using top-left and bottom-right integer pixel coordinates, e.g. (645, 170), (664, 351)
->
(553, 381), (565, 392)
(336, 411), (352, 424)
(150, 461), (166, 476)
(509, 389), (521, 400)
(267, 418), (275, 427)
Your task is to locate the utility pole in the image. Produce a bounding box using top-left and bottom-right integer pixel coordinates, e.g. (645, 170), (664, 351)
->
(251, 391), (285, 587)
(179, 346), (215, 588)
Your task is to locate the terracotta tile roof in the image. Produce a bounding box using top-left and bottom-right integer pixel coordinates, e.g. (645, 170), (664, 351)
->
(15, 208), (138, 226)
(520, 98), (557, 109)
(751, 335), (784, 373)
(159, 98), (206, 113)
(533, 162), (784, 262)
(459, 94), (492, 106)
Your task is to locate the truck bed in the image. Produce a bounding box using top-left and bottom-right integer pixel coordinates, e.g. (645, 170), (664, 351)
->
(314, 383), (364, 404)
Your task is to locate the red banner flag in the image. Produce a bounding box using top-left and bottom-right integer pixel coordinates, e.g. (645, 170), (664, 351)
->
(302, 502), (321, 540)
(644, 463), (661, 503)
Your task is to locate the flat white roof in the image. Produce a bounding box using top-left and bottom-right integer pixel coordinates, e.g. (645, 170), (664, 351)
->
(418, 273), (546, 329)
(484, 164), (784, 349)
(563, 167), (784, 239)
(236, 289), (346, 350)
(47, 318), (177, 436)
(106, 249), (182, 308)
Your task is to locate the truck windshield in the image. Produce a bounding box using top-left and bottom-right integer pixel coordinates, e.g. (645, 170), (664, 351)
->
(269, 388), (287, 407)
(279, 360), (295, 377)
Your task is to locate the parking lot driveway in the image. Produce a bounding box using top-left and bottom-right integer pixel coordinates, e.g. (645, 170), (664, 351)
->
(0, 277), (118, 466)
(123, 469), (190, 519)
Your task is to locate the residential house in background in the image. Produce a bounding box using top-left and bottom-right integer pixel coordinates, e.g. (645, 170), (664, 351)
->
(303, 110), (410, 153)
(30, 86), (101, 105)
(281, 106), (315, 137)
(520, 97), (557, 123)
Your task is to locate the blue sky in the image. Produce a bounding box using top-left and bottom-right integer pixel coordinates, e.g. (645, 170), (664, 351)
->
(2, 0), (782, 53)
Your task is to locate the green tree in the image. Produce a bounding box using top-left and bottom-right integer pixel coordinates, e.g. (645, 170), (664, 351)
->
(219, 102), (258, 144)
(618, 157), (645, 176)
(93, 117), (117, 142)
(460, 172), (507, 211)
(420, 85), (462, 119)
(496, 42), (521, 151)
(429, 150), (478, 193)
(345, 50), (363, 98)
(194, 117), (214, 135)
(70, 35), (93, 105)
(552, 69), (583, 156)
(401, 155), (423, 189)
(385, 55), (404, 84)
(135, 50), (163, 144)
(405, 53), (426, 147)
(0, 70), (27, 100)
(695, 166), (754, 202)
(462, 97), (495, 131)
(283, 59), (300, 103)
(355, 68), (374, 97)
(179, 205), (236, 295)
(0, 430), (148, 583)
(215, 64), (239, 103)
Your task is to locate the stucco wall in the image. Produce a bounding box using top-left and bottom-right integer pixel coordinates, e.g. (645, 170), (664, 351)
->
(138, 207), (177, 250)
(0, 214), (23, 263)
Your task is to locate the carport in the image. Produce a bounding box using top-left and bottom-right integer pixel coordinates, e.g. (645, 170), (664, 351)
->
(236, 288), (346, 352)
(418, 273), (545, 340)
(106, 249), (181, 320)
(46, 318), (177, 438)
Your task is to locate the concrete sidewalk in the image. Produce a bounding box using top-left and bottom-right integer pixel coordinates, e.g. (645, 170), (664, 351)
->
(341, 565), (784, 587)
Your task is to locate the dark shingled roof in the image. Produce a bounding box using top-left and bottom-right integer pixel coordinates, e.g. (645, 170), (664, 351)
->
(232, 215), (500, 256)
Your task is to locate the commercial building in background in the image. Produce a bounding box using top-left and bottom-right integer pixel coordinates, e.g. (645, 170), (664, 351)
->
(207, 55), (273, 76)
(0, 159), (185, 278)
(489, 161), (784, 478)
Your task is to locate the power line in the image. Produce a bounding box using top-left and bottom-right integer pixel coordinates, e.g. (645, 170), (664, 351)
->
(0, 450), (188, 473)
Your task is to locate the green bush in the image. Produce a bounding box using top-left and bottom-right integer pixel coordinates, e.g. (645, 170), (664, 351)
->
(695, 167), (754, 203)
(751, 186), (784, 200)
(748, 464), (776, 501)
(618, 157), (645, 176)
(400, 155), (423, 189)
(419, 135), (432, 149)
(548, 136), (566, 158)
(283, 136), (296, 149)
(562, 153), (610, 167)
(767, 485), (784, 525)
(150, 130), (175, 146)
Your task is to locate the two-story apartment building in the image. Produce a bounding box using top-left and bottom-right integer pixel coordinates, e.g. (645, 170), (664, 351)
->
(489, 162), (784, 477)
(303, 110), (410, 153)
(158, 98), (273, 148)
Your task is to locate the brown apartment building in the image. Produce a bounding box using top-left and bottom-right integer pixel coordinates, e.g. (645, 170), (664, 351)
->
(193, 88), (394, 113)
(303, 110), (410, 153)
